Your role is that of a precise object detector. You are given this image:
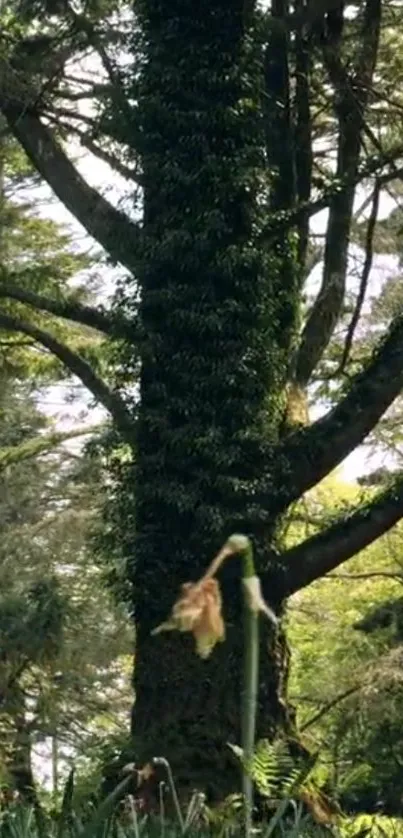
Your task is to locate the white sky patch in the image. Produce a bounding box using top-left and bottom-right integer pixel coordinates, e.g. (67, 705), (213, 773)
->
(29, 149), (401, 482)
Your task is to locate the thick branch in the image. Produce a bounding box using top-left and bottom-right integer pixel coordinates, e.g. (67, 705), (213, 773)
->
(0, 106), (141, 274)
(295, 186), (356, 387)
(294, 0), (381, 386)
(294, 5), (312, 269)
(264, 0), (295, 212)
(280, 311), (403, 503)
(0, 312), (135, 440)
(338, 180), (380, 373)
(279, 474), (403, 597)
(295, 1), (349, 387)
(0, 282), (135, 341)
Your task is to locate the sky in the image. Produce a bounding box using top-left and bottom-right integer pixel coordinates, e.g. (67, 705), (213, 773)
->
(28, 139), (401, 483)
(17, 32), (400, 484)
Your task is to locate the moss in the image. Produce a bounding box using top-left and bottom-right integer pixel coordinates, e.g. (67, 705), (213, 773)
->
(283, 382), (310, 431)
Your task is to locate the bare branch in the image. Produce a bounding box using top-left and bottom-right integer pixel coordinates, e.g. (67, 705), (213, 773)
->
(338, 180), (380, 373)
(279, 475), (403, 597)
(300, 684), (362, 731)
(62, 1), (132, 124)
(54, 83), (114, 101)
(259, 142), (403, 240)
(0, 312), (135, 440)
(45, 103), (133, 149)
(47, 114), (141, 183)
(0, 282), (136, 341)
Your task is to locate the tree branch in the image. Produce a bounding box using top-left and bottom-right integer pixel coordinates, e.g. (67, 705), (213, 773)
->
(338, 179), (380, 373)
(0, 424), (102, 471)
(294, 0), (381, 387)
(0, 312), (135, 440)
(49, 116), (141, 184)
(0, 105), (141, 274)
(295, 1), (349, 387)
(300, 684), (362, 731)
(43, 104), (132, 151)
(259, 142), (403, 240)
(327, 571), (403, 582)
(280, 475), (403, 597)
(62, 1), (133, 126)
(0, 282), (135, 341)
(294, 4), (312, 269)
(279, 311), (403, 504)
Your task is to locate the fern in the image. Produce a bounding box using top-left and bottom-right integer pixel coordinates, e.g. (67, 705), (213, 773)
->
(249, 739), (299, 800)
(230, 738), (313, 802)
(229, 737), (342, 832)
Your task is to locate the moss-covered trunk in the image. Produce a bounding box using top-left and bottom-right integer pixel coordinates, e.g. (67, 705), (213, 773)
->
(129, 0), (299, 792)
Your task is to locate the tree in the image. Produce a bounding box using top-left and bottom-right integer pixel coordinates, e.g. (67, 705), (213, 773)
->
(0, 132), (133, 799)
(287, 477), (403, 815)
(0, 371), (132, 803)
(1, 0), (403, 795)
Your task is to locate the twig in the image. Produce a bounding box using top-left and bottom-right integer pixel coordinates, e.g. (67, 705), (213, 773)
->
(300, 684), (362, 731)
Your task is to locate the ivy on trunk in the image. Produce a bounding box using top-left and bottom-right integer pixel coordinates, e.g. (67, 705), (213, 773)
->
(125, 0), (301, 785)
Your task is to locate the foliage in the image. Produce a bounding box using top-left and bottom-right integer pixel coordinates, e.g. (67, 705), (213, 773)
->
(288, 478), (403, 816)
(2, 0), (403, 792)
(0, 123), (114, 388)
(237, 738), (309, 802)
(0, 372), (132, 798)
(1, 778), (403, 838)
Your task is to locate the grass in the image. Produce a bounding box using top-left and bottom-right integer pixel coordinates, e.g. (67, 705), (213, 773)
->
(1, 770), (403, 838)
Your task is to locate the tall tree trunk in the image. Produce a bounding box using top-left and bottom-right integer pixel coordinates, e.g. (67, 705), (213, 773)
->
(2, 685), (38, 806)
(51, 734), (59, 798)
(129, 0), (300, 793)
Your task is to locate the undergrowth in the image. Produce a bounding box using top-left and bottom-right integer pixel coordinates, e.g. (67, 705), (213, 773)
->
(1, 757), (402, 838)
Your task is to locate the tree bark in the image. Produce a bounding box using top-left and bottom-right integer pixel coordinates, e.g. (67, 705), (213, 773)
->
(129, 0), (300, 790)
(133, 579), (290, 800)
(1, 684), (39, 807)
